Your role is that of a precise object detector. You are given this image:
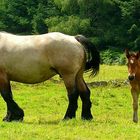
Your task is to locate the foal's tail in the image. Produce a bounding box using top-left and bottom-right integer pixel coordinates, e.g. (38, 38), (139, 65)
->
(75, 35), (100, 76)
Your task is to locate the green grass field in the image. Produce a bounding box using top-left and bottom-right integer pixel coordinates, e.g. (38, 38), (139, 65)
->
(0, 65), (139, 140)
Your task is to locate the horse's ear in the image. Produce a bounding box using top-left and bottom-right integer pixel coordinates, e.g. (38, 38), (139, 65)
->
(125, 49), (130, 58)
(136, 51), (140, 59)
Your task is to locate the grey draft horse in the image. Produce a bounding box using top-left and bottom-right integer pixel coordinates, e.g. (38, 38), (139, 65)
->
(0, 32), (100, 122)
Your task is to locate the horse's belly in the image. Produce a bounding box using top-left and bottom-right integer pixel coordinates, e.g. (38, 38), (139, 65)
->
(9, 73), (56, 84)
(8, 67), (56, 84)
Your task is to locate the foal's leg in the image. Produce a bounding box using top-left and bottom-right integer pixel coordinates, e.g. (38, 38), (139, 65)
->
(131, 87), (139, 123)
(62, 74), (79, 119)
(76, 76), (93, 120)
(0, 73), (24, 122)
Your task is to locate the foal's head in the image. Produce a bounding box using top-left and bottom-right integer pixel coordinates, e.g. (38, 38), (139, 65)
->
(125, 49), (140, 81)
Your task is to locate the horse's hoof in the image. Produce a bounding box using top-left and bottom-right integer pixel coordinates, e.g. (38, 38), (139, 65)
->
(133, 119), (138, 123)
(3, 109), (24, 122)
(3, 117), (23, 122)
(81, 114), (93, 120)
(63, 116), (75, 120)
(3, 117), (11, 122)
(13, 118), (23, 122)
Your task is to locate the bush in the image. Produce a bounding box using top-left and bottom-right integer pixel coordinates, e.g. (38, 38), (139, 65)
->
(45, 15), (91, 35)
(101, 50), (126, 65)
(134, 36), (140, 50)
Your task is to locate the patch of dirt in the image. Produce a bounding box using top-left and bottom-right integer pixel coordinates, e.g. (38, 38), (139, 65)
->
(87, 79), (129, 87)
(50, 78), (130, 87)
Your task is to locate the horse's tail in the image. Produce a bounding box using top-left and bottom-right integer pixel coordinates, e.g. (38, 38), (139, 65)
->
(75, 35), (100, 76)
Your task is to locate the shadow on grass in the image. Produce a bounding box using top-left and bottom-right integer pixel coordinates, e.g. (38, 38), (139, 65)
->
(23, 119), (60, 125)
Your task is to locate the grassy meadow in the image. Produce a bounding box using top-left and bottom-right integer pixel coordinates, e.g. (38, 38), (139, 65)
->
(0, 65), (140, 140)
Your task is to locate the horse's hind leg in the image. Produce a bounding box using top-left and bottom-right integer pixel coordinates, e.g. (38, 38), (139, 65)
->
(76, 73), (93, 120)
(0, 71), (24, 122)
(62, 74), (79, 119)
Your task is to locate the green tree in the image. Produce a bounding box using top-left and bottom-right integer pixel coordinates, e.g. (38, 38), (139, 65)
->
(1, 0), (49, 34)
(46, 15), (91, 35)
(119, 0), (140, 50)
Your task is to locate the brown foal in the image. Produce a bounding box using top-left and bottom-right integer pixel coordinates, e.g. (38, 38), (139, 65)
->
(125, 49), (140, 123)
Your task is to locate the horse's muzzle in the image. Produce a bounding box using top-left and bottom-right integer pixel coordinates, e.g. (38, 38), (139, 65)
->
(128, 75), (135, 81)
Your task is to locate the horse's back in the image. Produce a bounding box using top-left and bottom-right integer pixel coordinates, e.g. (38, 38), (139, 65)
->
(44, 32), (85, 71)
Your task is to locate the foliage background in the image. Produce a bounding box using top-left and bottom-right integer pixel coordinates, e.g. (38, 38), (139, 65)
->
(0, 0), (140, 64)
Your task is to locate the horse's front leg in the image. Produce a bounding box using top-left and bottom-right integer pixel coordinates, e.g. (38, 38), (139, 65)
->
(0, 72), (24, 122)
(131, 87), (139, 123)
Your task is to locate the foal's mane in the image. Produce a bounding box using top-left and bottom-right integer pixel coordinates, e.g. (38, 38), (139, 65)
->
(129, 53), (137, 57)
(128, 52), (140, 64)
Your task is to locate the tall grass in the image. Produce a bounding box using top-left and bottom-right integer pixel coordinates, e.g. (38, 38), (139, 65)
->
(0, 65), (139, 140)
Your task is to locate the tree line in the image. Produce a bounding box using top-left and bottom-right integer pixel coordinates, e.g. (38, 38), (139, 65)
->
(0, 0), (140, 52)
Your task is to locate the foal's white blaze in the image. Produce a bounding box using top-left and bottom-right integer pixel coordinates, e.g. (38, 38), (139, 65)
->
(130, 59), (134, 64)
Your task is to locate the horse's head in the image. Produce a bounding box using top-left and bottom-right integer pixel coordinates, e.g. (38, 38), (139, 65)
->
(125, 49), (140, 81)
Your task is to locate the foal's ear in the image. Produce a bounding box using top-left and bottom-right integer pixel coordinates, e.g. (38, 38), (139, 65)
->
(125, 49), (130, 58)
(136, 51), (140, 59)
